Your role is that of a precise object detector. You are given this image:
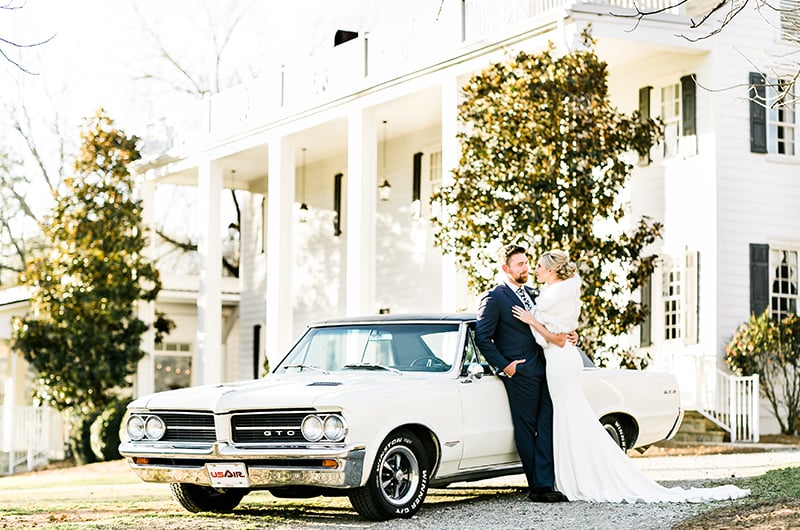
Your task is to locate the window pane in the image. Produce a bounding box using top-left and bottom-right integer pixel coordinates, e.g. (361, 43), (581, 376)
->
(770, 248), (799, 320)
(154, 355), (192, 392)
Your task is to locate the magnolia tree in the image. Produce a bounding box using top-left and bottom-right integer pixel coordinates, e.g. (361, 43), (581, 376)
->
(432, 34), (663, 366)
(12, 111), (164, 461)
(725, 311), (800, 436)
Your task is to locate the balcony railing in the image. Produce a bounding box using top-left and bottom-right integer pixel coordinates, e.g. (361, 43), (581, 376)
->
(163, 0), (683, 148)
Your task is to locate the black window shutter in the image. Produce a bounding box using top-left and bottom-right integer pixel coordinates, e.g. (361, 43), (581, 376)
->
(749, 243), (770, 316)
(680, 75), (696, 136)
(412, 152), (423, 203)
(638, 86), (653, 164)
(638, 86), (652, 122)
(639, 273), (652, 347)
(333, 172), (343, 236)
(749, 72), (767, 153)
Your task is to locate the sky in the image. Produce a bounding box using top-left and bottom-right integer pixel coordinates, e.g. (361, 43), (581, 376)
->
(0, 0), (431, 136)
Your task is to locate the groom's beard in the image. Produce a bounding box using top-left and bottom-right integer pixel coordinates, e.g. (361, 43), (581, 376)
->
(511, 271), (529, 285)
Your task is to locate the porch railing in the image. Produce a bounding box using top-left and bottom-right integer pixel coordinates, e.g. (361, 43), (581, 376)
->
(698, 370), (760, 443)
(0, 405), (65, 475)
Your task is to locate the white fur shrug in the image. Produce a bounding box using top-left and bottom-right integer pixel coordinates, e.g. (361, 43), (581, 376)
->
(532, 275), (581, 348)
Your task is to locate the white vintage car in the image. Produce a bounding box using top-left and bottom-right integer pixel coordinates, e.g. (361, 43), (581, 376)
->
(119, 314), (683, 521)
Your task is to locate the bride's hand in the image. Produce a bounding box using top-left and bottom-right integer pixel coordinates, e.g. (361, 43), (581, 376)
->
(511, 306), (535, 325)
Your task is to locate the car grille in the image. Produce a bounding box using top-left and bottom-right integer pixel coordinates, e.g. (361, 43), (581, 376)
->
(154, 412), (216, 442)
(230, 411), (312, 443)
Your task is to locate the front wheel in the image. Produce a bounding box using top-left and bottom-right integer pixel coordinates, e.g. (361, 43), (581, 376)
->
(170, 483), (247, 513)
(348, 429), (430, 521)
(601, 416), (628, 451)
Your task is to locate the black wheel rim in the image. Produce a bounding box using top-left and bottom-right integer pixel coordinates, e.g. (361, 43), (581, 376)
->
(378, 445), (419, 506)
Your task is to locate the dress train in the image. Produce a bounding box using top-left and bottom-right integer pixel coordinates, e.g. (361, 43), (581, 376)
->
(545, 343), (750, 503)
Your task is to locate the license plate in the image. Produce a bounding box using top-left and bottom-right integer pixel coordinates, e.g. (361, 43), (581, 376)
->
(206, 462), (249, 488)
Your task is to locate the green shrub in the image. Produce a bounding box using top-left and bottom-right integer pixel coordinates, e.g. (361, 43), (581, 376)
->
(725, 311), (800, 435)
(90, 399), (129, 461)
(68, 410), (101, 466)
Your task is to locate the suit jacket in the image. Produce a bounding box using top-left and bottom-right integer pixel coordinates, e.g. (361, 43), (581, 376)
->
(475, 282), (545, 377)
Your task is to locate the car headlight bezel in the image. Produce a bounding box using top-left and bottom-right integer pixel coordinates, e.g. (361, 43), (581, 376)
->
(301, 415), (324, 442)
(322, 414), (348, 442)
(144, 415), (166, 440)
(126, 414), (167, 441)
(126, 414), (146, 441)
(301, 413), (347, 442)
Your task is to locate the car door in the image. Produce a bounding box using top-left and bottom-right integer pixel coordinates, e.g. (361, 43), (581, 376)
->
(455, 326), (518, 469)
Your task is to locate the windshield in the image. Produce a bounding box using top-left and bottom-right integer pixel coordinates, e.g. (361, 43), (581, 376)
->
(274, 323), (460, 374)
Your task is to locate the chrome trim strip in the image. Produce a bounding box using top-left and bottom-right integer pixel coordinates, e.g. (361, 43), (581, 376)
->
(119, 441), (364, 460)
(122, 446), (366, 489)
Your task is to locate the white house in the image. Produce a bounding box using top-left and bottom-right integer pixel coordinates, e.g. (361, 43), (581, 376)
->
(2, 0), (798, 464)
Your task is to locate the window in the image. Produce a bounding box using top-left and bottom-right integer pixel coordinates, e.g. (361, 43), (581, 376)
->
(154, 342), (192, 392)
(663, 261), (682, 340)
(768, 79), (796, 155)
(750, 73), (797, 155)
(661, 84), (681, 158)
(770, 249), (798, 320)
(750, 244), (799, 320)
(427, 150), (442, 219)
(657, 75), (697, 158)
(650, 251), (698, 344)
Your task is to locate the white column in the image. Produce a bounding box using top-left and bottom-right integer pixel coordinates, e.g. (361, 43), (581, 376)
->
(441, 76), (461, 311)
(197, 158), (224, 385)
(135, 177), (156, 397)
(346, 107), (377, 315)
(266, 136), (295, 369)
(2, 355), (15, 468)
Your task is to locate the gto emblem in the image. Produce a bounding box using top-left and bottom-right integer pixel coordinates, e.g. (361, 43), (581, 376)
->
(263, 430), (295, 437)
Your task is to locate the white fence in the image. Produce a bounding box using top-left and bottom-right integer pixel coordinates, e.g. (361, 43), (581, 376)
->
(698, 370), (760, 443)
(0, 405), (66, 475)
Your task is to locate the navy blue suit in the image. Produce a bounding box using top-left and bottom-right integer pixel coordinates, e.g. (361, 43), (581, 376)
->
(475, 282), (555, 491)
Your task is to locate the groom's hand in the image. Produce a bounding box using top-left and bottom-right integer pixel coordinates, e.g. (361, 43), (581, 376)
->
(503, 359), (525, 377)
(566, 331), (579, 346)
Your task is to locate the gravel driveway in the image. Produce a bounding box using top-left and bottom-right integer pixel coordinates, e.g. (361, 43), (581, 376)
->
(305, 447), (800, 530)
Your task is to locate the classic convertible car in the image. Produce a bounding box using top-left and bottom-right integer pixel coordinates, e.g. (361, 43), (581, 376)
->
(119, 313), (683, 520)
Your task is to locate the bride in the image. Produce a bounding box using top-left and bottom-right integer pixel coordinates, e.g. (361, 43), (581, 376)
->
(511, 250), (750, 503)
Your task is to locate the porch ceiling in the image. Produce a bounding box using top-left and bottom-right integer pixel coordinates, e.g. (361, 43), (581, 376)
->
(146, 84), (441, 189)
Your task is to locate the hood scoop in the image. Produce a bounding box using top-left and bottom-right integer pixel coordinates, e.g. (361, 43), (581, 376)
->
(307, 381), (343, 387)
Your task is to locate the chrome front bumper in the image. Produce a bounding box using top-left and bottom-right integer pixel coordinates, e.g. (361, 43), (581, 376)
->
(119, 441), (366, 489)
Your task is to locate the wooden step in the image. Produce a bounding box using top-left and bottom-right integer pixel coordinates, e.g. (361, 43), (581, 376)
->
(672, 411), (728, 443)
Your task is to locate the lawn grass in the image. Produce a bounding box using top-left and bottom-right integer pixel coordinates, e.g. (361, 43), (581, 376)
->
(673, 466), (800, 529)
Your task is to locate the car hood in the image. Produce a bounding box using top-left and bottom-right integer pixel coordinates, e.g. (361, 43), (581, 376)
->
(129, 372), (432, 412)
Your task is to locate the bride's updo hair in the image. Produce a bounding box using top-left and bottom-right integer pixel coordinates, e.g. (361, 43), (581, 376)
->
(538, 250), (577, 280)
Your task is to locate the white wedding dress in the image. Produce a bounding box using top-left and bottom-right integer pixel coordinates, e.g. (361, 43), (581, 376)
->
(532, 276), (750, 502)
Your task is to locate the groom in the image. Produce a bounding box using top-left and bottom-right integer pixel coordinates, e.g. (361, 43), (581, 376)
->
(475, 244), (569, 503)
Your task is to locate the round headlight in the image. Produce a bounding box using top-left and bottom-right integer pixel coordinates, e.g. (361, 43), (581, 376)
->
(126, 415), (145, 441)
(301, 415), (324, 442)
(323, 415), (347, 442)
(144, 415), (166, 440)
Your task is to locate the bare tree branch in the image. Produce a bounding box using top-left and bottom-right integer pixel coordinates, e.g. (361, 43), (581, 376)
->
(0, 2), (56, 75)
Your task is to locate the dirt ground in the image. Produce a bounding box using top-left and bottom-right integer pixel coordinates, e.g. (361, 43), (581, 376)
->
(2, 437), (799, 529)
(672, 498), (800, 530)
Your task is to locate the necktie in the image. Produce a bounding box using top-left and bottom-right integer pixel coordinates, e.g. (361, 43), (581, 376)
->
(516, 286), (533, 311)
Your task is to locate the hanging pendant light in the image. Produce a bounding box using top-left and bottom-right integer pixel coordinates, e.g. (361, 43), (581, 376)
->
(378, 120), (391, 201)
(299, 147), (309, 222)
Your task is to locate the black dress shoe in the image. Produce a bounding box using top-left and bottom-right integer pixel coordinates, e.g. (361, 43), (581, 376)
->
(528, 490), (569, 503)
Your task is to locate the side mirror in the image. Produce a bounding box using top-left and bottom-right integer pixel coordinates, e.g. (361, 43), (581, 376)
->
(466, 362), (484, 380)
